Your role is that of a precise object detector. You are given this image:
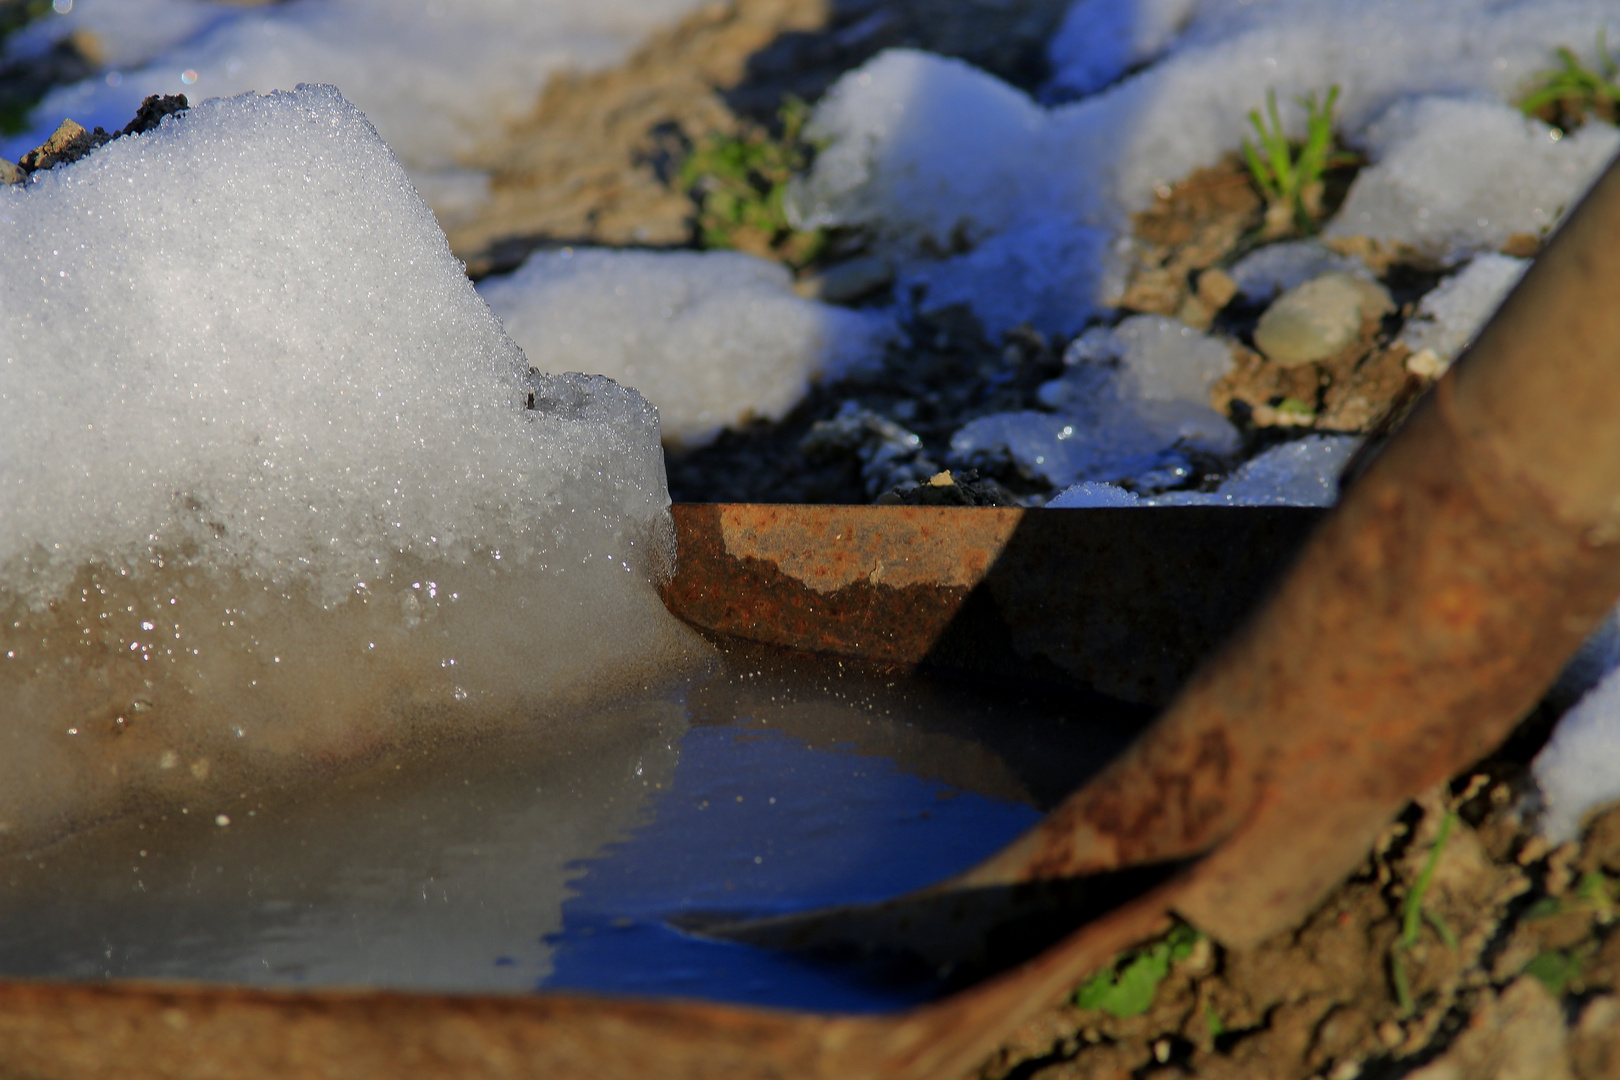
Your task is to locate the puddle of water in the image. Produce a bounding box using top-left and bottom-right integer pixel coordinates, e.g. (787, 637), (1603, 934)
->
(0, 640), (1143, 1013)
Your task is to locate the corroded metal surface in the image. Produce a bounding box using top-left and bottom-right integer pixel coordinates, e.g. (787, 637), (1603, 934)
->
(661, 502), (1322, 707)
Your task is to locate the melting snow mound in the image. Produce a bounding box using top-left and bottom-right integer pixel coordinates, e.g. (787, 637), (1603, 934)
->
(0, 84), (702, 852)
(478, 249), (892, 449)
(1327, 97), (1619, 261)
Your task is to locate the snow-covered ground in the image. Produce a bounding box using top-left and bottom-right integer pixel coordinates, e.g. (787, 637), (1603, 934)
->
(7, 0), (1620, 840)
(2, 0), (712, 224)
(478, 249), (892, 449)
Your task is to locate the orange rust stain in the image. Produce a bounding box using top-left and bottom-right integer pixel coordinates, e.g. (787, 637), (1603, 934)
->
(716, 506), (1018, 595)
(1426, 583), (1484, 634)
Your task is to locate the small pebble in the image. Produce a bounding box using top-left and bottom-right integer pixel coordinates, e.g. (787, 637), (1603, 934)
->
(1254, 272), (1393, 367)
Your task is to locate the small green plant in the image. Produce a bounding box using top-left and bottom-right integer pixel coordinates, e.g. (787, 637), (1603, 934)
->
(1389, 809), (1457, 1015)
(0, 0), (54, 136)
(677, 97), (826, 270)
(0, 0), (49, 41)
(1524, 948), (1584, 996)
(1519, 32), (1620, 130)
(1073, 923), (1203, 1019)
(1241, 86), (1357, 239)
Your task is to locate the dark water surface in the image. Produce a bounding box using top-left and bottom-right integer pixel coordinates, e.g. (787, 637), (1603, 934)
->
(0, 641), (1139, 1013)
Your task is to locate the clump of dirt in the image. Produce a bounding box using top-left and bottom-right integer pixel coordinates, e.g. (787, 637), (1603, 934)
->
(977, 786), (1620, 1080)
(1113, 156), (1264, 328)
(9, 93), (189, 176)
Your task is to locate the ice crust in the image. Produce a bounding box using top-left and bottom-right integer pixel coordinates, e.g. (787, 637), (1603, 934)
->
(4, 0), (710, 218)
(1398, 254), (1530, 372)
(478, 249), (892, 448)
(0, 85), (699, 850)
(790, 1), (1620, 334)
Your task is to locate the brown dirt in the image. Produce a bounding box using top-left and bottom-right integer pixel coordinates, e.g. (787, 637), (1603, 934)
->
(448, 0), (1077, 277)
(976, 787), (1620, 1080)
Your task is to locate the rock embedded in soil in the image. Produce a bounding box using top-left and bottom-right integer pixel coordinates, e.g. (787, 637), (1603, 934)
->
(1404, 977), (1573, 1080)
(1252, 272), (1394, 368)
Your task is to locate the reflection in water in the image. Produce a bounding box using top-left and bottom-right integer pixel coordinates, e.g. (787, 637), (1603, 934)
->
(544, 726), (1042, 1012)
(0, 698), (686, 991)
(0, 642), (1142, 1010)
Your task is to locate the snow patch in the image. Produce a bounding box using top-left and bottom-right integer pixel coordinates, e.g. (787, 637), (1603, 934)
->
(1327, 97), (1618, 261)
(478, 249), (893, 449)
(1049, 434), (1360, 507)
(791, 1), (1620, 334)
(1398, 253), (1530, 373)
(952, 316), (1237, 489)
(5, 0), (712, 211)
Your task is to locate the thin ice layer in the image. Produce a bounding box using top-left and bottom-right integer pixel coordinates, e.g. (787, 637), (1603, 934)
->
(0, 85), (703, 851)
(478, 249), (892, 449)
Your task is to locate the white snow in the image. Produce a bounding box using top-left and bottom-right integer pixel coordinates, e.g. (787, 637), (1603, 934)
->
(1046, 480), (1149, 508)
(3, 0), (711, 221)
(1227, 241), (1375, 305)
(953, 316), (1237, 489)
(477, 248), (892, 449)
(1398, 254), (1530, 374)
(1046, 0), (1198, 100)
(1327, 97), (1620, 261)
(4, 0), (233, 71)
(789, 1), (1620, 335)
(1057, 314), (1234, 405)
(0, 85), (700, 850)
(1535, 668), (1620, 843)
(1048, 434), (1360, 507)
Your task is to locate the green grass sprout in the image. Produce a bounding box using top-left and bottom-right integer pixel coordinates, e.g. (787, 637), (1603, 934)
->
(1389, 808), (1456, 1016)
(0, 0), (54, 136)
(1525, 949), (1584, 997)
(1073, 923), (1203, 1019)
(1241, 86), (1357, 238)
(1576, 870), (1618, 924)
(677, 96), (826, 270)
(1519, 32), (1620, 131)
